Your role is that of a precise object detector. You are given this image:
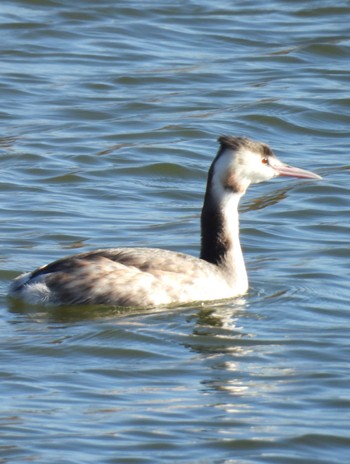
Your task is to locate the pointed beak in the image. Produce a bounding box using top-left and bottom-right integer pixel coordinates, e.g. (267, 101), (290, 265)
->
(272, 162), (322, 180)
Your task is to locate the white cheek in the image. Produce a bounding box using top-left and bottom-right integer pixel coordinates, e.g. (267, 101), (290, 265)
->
(250, 165), (276, 183)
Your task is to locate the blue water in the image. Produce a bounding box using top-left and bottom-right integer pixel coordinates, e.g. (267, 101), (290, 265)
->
(1, 1), (350, 463)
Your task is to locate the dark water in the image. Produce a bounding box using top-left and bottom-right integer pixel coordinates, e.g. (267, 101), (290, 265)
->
(1, 1), (350, 463)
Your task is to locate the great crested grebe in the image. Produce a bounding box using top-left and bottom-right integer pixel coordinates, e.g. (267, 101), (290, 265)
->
(9, 136), (321, 307)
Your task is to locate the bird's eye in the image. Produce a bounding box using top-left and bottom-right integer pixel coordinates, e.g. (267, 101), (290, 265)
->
(261, 158), (269, 165)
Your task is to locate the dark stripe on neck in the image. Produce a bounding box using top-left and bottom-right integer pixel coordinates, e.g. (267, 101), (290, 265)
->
(200, 153), (238, 265)
(200, 198), (231, 265)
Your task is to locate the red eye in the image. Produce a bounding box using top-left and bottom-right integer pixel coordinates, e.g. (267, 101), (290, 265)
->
(262, 158), (269, 165)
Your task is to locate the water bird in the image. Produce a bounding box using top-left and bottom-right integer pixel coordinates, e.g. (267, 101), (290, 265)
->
(9, 136), (321, 307)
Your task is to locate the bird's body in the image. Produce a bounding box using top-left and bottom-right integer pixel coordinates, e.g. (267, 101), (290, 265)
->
(9, 136), (321, 307)
(10, 248), (245, 307)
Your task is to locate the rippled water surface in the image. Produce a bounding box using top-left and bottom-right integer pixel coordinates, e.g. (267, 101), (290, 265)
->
(1, 1), (350, 463)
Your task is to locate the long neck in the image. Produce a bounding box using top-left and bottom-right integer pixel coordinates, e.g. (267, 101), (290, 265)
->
(200, 172), (248, 289)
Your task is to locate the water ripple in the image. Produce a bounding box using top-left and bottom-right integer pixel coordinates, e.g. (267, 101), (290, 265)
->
(1, 1), (350, 463)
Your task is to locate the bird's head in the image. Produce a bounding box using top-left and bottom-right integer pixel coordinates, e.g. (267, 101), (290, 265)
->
(213, 136), (321, 194)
